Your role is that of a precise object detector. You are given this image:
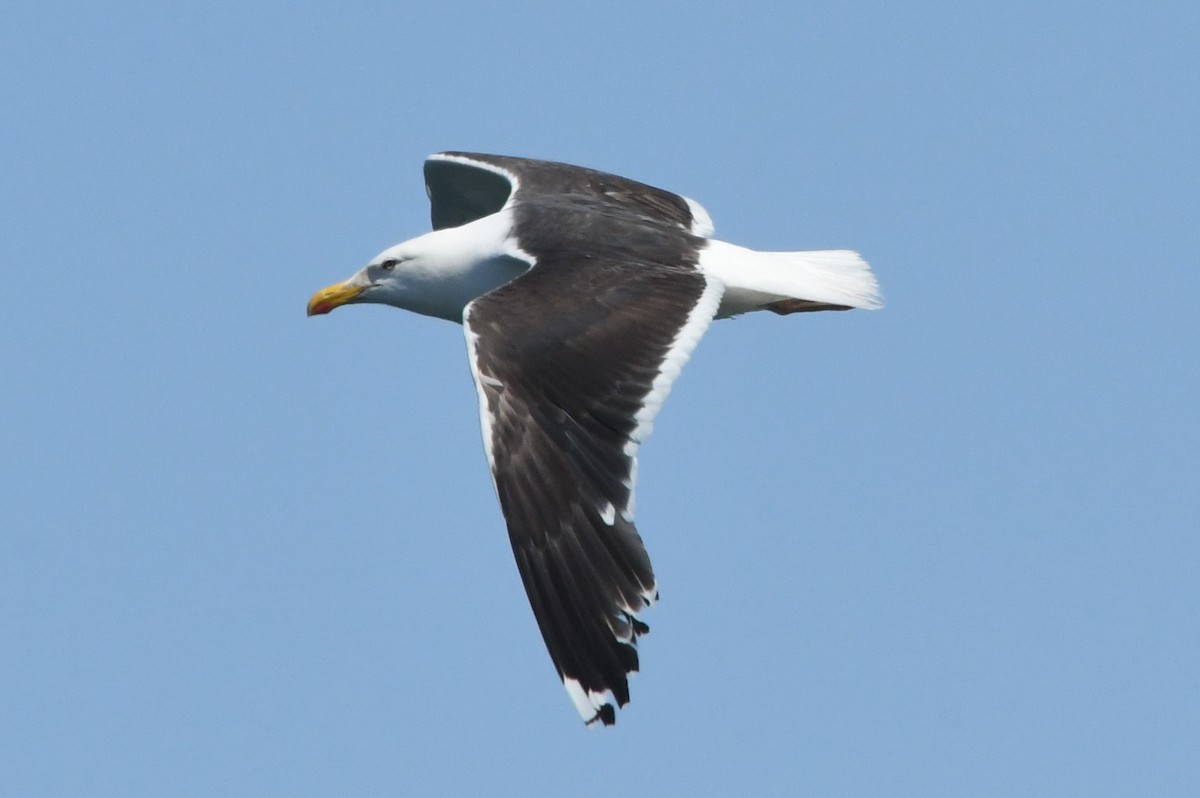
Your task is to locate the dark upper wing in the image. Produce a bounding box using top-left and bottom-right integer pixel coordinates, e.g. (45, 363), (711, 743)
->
(424, 152), (712, 235)
(462, 204), (721, 724)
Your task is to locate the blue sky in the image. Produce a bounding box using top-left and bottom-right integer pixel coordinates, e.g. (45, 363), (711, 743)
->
(3, 2), (1197, 795)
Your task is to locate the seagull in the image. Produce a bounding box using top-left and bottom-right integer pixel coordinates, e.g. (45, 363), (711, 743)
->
(307, 152), (882, 725)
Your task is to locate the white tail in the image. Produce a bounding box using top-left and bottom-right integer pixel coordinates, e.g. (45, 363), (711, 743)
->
(698, 240), (883, 318)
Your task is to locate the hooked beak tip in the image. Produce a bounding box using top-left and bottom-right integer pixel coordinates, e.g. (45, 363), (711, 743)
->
(307, 281), (366, 317)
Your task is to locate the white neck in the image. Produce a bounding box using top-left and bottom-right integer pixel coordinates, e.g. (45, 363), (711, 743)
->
(383, 211), (531, 322)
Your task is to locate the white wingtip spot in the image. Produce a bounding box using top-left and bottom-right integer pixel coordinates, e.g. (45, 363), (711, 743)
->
(642, 579), (659, 607)
(564, 677), (617, 726)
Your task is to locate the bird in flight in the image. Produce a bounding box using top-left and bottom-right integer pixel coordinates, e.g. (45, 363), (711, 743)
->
(308, 152), (882, 725)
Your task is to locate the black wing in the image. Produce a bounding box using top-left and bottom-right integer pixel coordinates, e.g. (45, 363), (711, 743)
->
(463, 203), (720, 724)
(424, 152), (710, 235)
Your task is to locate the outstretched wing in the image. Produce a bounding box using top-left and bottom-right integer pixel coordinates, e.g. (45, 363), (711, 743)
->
(463, 202), (722, 724)
(425, 152), (714, 237)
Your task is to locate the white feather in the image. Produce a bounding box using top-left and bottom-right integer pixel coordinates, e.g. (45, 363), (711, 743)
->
(698, 240), (883, 318)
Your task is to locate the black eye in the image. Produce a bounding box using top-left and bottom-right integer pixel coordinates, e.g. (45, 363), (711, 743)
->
(380, 258), (399, 271)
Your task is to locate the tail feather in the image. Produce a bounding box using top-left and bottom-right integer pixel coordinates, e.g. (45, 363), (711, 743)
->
(699, 240), (883, 317)
(765, 298), (853, 314)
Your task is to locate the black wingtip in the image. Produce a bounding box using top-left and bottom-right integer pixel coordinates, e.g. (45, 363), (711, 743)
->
(590, 704), (617, 727)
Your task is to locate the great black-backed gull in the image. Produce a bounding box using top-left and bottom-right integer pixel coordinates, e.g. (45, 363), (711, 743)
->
(307, 152), (882, 726)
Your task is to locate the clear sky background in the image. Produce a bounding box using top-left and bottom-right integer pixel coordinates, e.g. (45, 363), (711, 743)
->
(3, 2), (1197, 796)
